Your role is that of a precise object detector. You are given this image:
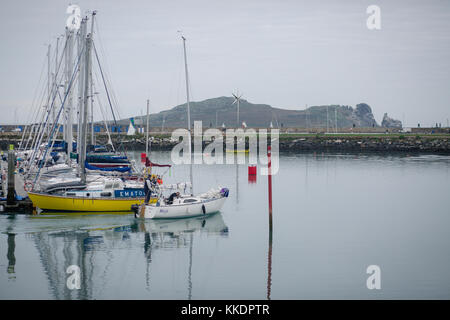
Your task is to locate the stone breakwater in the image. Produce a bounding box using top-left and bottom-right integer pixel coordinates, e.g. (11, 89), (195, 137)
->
(2, 134), (450, 154)
(119, 135), (450, 154)
(278, 136), (450, 153)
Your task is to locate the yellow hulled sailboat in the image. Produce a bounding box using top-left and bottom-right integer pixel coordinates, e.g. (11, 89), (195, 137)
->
(24, 12), (163, 213)
(28, 176), (158, 212)
(28, 192), (155, 213)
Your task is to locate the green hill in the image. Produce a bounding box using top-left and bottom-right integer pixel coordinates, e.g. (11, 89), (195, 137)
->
(119, 96), (381, 129)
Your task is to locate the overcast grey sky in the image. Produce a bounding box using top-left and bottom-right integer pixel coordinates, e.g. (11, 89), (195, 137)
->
(1, 0), (449, 126)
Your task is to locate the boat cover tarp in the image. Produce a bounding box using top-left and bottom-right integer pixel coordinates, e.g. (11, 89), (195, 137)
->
(86, 154), (129, 163)
(43, 181), (87, 193)
(85, 161), (131, 172)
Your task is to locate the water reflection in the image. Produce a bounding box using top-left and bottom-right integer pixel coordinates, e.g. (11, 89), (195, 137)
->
(26, 213), (228, 299)
(4, 215), (17, 280)
(135, 213), (228, 236)
(7, 233), (16, 278)
(3, 151), (449, 299)
(136, 213), (228, 298)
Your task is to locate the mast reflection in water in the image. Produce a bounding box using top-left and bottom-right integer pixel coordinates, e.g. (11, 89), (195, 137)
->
(5, 213), (228, 299)
(3, 151), (450, 299)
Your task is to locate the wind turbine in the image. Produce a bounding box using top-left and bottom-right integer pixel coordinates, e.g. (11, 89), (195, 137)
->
(232, 91), (243, 128)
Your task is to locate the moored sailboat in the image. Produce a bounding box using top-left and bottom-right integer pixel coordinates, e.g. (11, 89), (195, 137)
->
(135, 35), (229, 219)
(28, 179), (152, 212)
(135, 187), (229, 219)
(26, 12), (162, 212)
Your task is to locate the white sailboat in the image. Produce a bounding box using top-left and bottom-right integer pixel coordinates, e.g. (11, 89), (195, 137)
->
(137, 187), (229, 219)
(136, 35), (229, 219)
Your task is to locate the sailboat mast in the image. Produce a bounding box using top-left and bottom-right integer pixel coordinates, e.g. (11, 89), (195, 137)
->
(77, 17), (86, 165)
(90, 11), (96, 146)
(54, 36), (59, 127)
(47, 44), (51, 106)
(65, 28), (74, 163)
(182, 36), (193, 194)
(146, 99), (150, 156)
(80, 33), (92, 183)
(47, 43), (51, 138)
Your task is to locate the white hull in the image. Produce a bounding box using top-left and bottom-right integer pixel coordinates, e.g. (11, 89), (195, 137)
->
(142, 212), (228, 234)
(141, 195), (227, 219)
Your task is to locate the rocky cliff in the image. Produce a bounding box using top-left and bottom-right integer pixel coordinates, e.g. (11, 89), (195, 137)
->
(381, 113), (402, 128)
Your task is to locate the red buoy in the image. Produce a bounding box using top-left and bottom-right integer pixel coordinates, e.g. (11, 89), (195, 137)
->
(248, 165), (257, 175)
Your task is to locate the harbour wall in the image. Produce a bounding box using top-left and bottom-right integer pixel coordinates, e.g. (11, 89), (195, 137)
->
(2, 132), (450, 154)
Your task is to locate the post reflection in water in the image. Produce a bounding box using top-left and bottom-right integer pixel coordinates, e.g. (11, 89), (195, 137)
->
(5, 215), (17, 280)
(143, 231), (152, 290)
(267, 221), (272, 300)
(188, 232), (193, 300)
(7, 233), (16, 278)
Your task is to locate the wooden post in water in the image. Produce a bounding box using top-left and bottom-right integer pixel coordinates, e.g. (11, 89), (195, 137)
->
(7, 149), (16, 206)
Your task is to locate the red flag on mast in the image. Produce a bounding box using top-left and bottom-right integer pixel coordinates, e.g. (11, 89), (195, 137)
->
(145, 157), (171, 168)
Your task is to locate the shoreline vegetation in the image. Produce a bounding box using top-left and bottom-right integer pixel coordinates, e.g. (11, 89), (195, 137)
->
(2, 131), (450, 154)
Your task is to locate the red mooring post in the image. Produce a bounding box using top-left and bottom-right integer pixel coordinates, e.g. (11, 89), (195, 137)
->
(267, 145), (273, 300)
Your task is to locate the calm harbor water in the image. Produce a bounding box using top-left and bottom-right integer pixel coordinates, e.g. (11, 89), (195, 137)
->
(1, 151), (450, 299)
